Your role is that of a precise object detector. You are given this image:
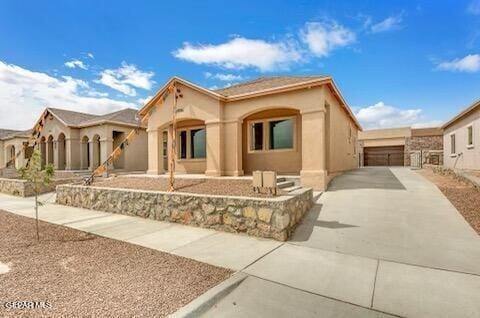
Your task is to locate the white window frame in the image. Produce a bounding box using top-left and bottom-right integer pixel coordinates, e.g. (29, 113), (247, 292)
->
(450, 133), (456, 156)
(177, 125), (207, 161)
(247, 116), (297, 154)
(467, 125), (474, 149)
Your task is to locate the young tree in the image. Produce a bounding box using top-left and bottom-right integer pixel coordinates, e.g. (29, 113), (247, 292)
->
(18, 149), (54, 241)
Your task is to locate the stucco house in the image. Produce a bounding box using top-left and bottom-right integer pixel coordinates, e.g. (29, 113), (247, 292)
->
(33, 107), (148, 172)
(139, 76), (361, 190)
(0, 129), (33, 169)
(442, 100), (480, 170)
(358, 127), (443, 167)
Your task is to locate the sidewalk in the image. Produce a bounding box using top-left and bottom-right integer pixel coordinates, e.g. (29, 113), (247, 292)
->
(1, 177), (480, 318)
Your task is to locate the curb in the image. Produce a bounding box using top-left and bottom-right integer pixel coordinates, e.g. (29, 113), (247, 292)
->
(169, 272), (248, 317)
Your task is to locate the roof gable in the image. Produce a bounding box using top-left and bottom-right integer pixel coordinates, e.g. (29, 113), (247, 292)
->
(442, 100), (480, 129)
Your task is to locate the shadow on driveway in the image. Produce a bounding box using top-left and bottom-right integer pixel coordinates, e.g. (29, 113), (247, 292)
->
(328, 167), (406, 191)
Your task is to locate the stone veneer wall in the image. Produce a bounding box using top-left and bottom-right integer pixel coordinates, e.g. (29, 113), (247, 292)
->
(56, 185), (313, 241)
(0, 178), (81, 197)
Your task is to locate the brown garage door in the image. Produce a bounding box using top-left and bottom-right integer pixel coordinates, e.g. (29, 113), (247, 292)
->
(364, 146), (405, 166)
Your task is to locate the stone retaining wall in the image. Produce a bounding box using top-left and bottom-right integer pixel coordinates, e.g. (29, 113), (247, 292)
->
(0, 178), (81, 197)
(56, 185), (313, 241)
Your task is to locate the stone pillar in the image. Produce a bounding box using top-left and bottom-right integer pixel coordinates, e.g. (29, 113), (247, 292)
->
(205, 121), (223, 177)
(146, 128), (164, 175)
(66, 137), (80, 170)
(223, 120), (243, 176)
(300, 109), (328, 190)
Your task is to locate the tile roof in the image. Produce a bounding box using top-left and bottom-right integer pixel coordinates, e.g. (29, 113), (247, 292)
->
(47, 108), (140, 127)
(0, 129), (31, 140)
(213, 76), (328, 96)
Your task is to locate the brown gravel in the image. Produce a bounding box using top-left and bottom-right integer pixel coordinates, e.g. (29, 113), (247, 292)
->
(418, 168), (480, 235)
(94, 177), (271, 197)
(0, 210), (232, 317)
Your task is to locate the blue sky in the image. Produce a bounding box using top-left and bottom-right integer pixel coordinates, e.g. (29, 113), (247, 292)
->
(0, 0), (479, 129)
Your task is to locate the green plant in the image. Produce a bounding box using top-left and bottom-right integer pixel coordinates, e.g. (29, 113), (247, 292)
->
(18, 149), (54, 240)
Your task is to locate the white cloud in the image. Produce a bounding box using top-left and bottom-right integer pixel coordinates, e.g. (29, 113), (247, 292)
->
(468, 0), (480, 15)
(173, 37), (302, 71)
(355, 102), (441, 129)
(95, 62), (155, 96)
(370, 14), (404, 33)
(136, 95), (153, 106)
(64, 59), (87, 70)
(300, 21), (355, 57)
(204, 72), (245, 81)
(0, 60), (135, 130)
(87, 52), (95, 59)
(436, 54), (480, 73)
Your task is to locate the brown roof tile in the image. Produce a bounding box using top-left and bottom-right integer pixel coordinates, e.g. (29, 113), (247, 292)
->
(213, 76), (328, 96)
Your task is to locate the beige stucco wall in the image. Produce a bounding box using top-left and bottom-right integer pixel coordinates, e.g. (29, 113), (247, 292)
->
(145, 81), (360, 190)
(1, 137), (30, 169)
(358, 127), (411, 141)
(35, 113), (147, 172)
(443, 107), (480, 170)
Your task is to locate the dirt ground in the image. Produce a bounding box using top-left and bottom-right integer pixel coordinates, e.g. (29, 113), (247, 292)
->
(418, 168), (480, 235)
(0, 210), (232, 317)
(94, 176), (271, 197)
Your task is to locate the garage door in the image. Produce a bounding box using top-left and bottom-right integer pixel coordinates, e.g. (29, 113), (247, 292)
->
(364, 146), (405, 166)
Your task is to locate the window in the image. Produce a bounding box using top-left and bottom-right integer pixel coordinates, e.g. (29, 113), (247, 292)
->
(178, 127), (206, 160)
(190, 128), (206, 159)
(467, 126), (473, 147)
(249, 117), (295, 152)
(251, 122), (263, 151)
(179, 131), (187, 159)
(450, 134), (456, 154)
(269, 119), (293, 150)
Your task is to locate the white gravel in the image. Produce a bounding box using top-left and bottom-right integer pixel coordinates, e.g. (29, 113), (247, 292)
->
(0, 261), (11, 274)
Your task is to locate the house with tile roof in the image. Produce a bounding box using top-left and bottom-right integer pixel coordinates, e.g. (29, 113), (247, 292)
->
(442, 99), (480, 170)
(31, 107), (147, 172)
(0, 129), (33, 170)
(139, 76), (361, 190)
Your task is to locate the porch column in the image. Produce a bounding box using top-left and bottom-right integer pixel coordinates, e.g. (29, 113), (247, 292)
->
(88, 141), (98, 171)
(100, 138), (113, 170)
(223, 120), (243, 176)
(66, 137), (80, 170)
(80, 140), (88, 170)
(147, 128), (164, 174)
(300, 109), (328, 190)
(205, 121), (223, 177)
(53, 140), (60, 170)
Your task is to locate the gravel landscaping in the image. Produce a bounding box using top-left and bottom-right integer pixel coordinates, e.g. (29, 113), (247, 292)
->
(0, 210), (232, 317)
(94, 176), (270, 197)
(418, 168), (480, 235)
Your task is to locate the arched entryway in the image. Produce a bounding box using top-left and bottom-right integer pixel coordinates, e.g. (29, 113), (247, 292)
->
(47, 135), (54, 166)
(91, 135), (101, 170)
(57, 133), (66, 170)
(81, 136), (90, 170)
(40, 136), (46, 169)
(241, 108), (301, 175)
(6, 145), (15, 168)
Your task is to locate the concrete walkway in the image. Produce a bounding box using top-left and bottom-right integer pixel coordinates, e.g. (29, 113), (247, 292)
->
(1, 167), (479, 317)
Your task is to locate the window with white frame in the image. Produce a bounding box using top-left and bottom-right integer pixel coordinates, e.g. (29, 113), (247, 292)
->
(450, 134), (456, 154)
(467, 125), (474, 147)
(248, 117), (295, 152)
(178, 127), (206, 160)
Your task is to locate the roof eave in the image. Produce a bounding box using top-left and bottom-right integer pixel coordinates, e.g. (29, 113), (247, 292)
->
(441, 100), (480, 129)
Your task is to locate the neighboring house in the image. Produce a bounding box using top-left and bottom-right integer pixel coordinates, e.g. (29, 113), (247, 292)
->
(0, 129), (33, 169)
(442, 100), (480, 170)
(139, 76), (361, 190)
(358, 127), (443, 166)
(32, 108), (148, 172)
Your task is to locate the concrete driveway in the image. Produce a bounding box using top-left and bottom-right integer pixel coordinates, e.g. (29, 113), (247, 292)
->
(185, 167), (480, 318)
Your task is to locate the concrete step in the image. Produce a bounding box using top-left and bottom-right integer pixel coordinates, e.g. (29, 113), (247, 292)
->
(277, 180), (295, 189)
(276, 177), (286, 183)
(281, 185), (302, 193)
